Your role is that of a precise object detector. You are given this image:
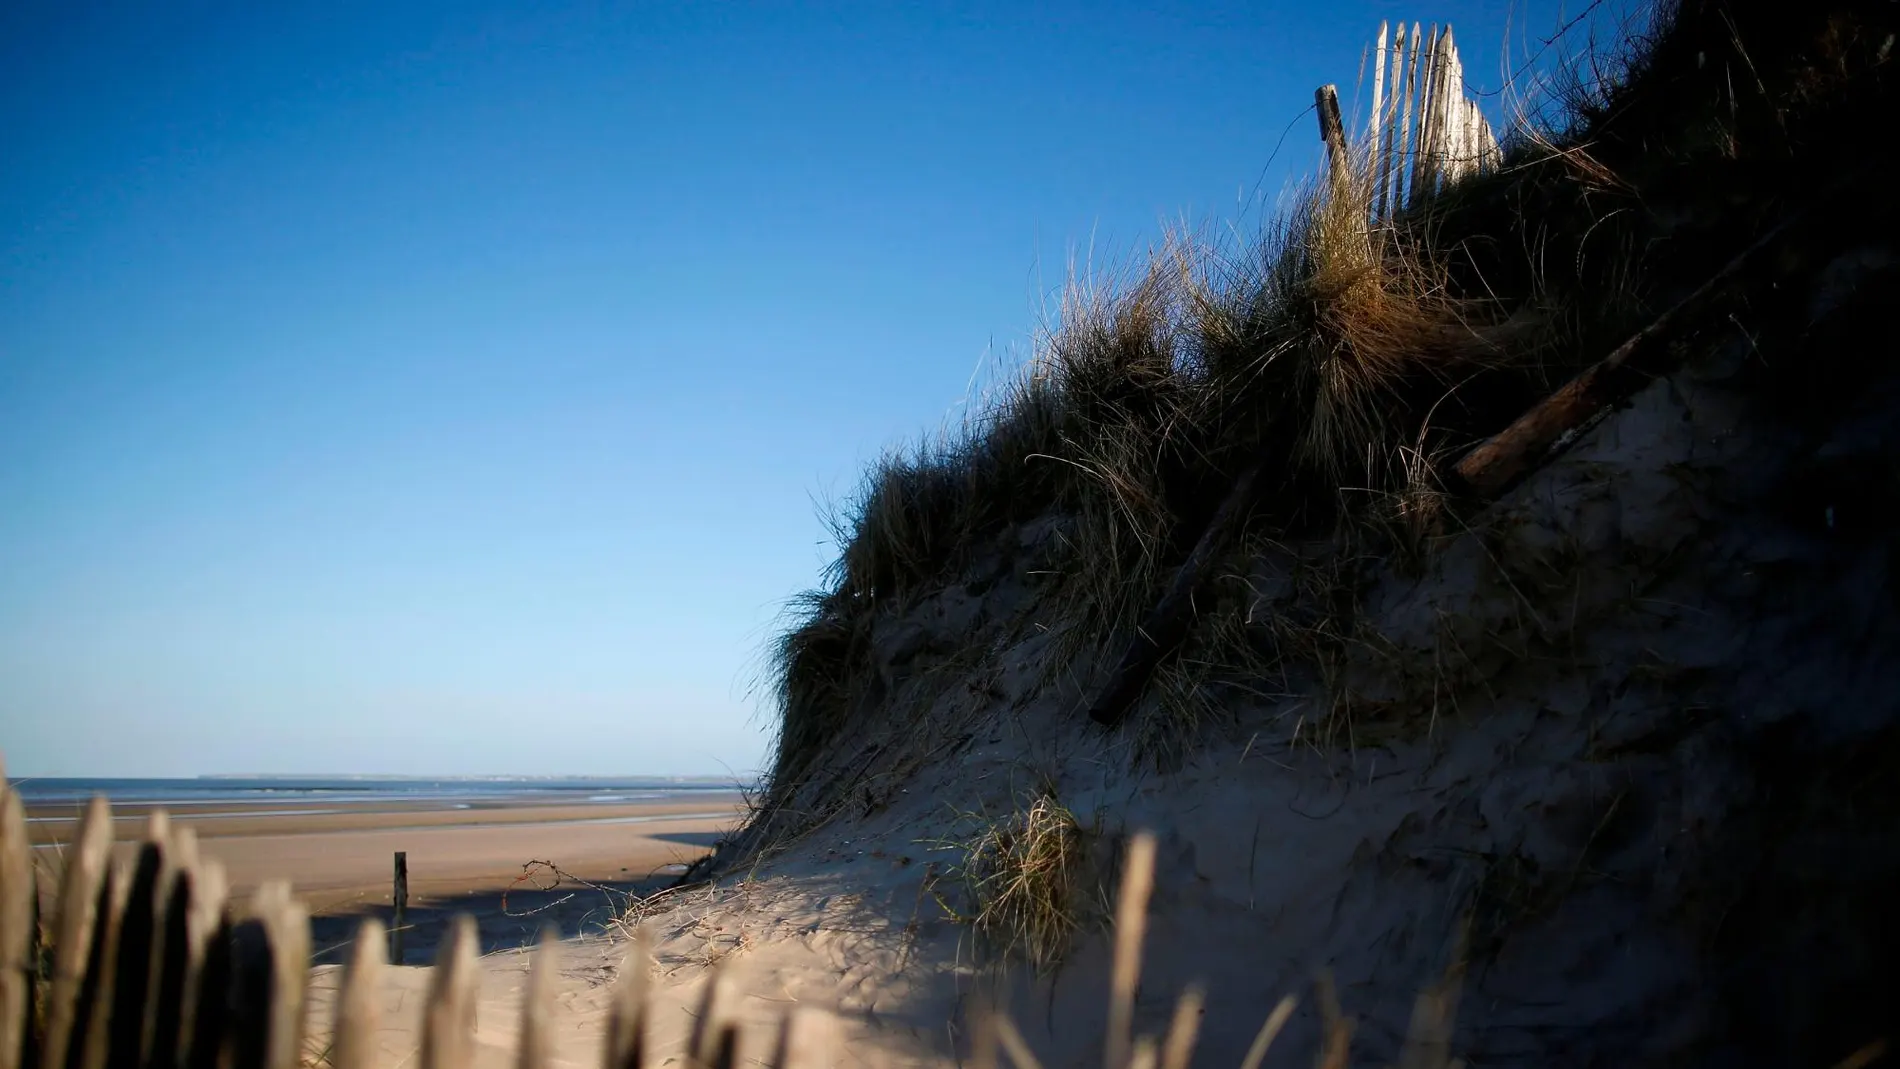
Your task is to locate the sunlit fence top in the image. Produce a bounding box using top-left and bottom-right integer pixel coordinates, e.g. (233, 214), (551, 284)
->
(1361, 21), (1502, 220)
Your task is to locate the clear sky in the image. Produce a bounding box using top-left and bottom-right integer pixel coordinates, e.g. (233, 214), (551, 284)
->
(2, 1), (1580, 778)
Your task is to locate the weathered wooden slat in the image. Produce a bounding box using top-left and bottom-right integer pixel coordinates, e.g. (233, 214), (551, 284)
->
(331, 919), (385, 1069)
(1370, 22), (1388, 145)
(604, 934), (651, 1069)
(175, 854), (228, 1069)
(182, 909), (232, 1069)
(771, 1008), (836, 1069)
(1316, 85), (1350, 184)
(516, 931), (557, 1069)
(1453, 207), (1806, 498)
(1409, 25), (1439, 204)
(251, 883), (307, 1069)
(144, 827), (199, 1069)
(1353, 19), (1495, 224)
(225, 910), (283, 1069)
(41, 797), (114, 1069)
(1104, 834), (1156, 1069)
(991, 1016), (1044, 1069)
(103, 821), (168, 1069)
(1398, 23), (1420, 210)
(1376, 25), (1404, 218)
(0, 778), (33, 1069)
(704, 1027), (739, 1069)
(420, 916), (479, 1069)
(1157, 987), (1204, 1069)
(686, 960), (732, 1069)
(1237, 997), (1298, 1069)
(73, 843), (131, 1069)
(390, 853), (408, 967)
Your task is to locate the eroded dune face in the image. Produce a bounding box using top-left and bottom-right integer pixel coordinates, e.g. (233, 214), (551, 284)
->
(691, 3), (1900, 1064)
(664, 302), (1900, 1068)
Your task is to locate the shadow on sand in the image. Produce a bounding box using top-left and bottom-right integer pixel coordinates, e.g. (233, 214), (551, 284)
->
(308, 871), (687, 967)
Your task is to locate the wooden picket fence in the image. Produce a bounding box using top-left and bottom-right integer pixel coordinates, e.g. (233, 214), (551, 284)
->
(1324, 21), (1502, 222)
(0, 778), (1356, 1069)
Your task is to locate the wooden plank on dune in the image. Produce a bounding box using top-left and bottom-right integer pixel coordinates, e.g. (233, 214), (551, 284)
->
(1453, 206), (1809, 498)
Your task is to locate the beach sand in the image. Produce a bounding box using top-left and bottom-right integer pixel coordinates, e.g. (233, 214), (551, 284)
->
(25, 792), (747, 964)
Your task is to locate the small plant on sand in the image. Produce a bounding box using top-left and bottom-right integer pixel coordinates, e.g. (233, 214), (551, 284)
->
(926, 793), (1092, 972)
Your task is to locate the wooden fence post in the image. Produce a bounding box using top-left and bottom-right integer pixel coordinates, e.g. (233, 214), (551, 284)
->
(390, 852), (408, 966)
(1315, 85), (1349, 186)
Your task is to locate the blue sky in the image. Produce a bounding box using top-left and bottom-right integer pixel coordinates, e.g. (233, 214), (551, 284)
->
(1, 1), (1581, 777)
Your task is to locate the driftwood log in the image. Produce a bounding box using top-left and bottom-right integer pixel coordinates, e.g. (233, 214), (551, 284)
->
(1451, 208), (1806, 498)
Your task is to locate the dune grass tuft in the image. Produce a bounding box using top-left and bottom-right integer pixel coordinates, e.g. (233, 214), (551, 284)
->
(930, 794), (1092, 972)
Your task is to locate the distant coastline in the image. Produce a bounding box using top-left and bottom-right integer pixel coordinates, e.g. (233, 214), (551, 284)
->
(6, 775), (757, 810)
(193, 773), (750, 784)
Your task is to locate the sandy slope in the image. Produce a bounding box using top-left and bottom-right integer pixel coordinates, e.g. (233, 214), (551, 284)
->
(300, 220), (1900, 1065)
(363, 328), (1897, 1068)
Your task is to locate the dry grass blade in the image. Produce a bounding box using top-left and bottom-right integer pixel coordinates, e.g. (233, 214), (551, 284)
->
(59, 798), (123, 1069)
(0, 781), (32, 1069)
(421, 916), (479, 1069)
(517, 930), (558, 1069)
(330, 919), (385, 1069)
(1237, 997), (1298, 1069)
(1105, 833), (1156, 1069)
(1158, 987), (1203, 1069)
